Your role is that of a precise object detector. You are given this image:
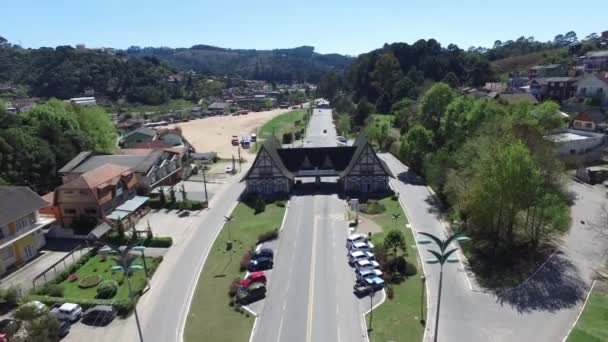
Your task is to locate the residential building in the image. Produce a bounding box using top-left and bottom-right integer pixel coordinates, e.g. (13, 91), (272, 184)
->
(207, 102), (231, 115)
(68, 97), (96, 106)
(572, 111), (605, 131)
(544, 129), (607, 164)
(243, 135), (393, 197)
(538, 77), (578, 102)
(52, 164), (139, 227)
(58, 149), (183, 193)
(578, 51), (608, 72)
(0, 187), (56, 275)
(528, 64), (566, 79)
(576, 72), (608, 106)
(120, 127), (158, 148)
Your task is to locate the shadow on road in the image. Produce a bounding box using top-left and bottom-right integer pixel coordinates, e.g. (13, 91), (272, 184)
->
(495, 253), (588, 313)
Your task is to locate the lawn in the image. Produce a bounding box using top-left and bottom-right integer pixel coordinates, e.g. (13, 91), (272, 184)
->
(567, 286), (608, 342)
(258, 109), (307, 140)
(365, 196), (425, 342)
(58, 254), (161, 301)
(184, 201), (286, 342)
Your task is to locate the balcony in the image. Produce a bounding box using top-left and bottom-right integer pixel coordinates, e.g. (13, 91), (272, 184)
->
(0, 215), (55, 250)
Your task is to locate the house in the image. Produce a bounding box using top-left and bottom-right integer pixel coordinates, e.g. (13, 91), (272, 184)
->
(68, 97), (96, 106)
(508, 77), (529, 89)
(51, 164), (140, 228)
(544, 129), (607, 165)
(58, 149), (183, 193)
(576, 72), (608, 106)
(572, 111), (605, 131)
(528, 64), (566, 79)
(496, 92), (539, 105)
(157, 128), (190, 148)
(243, 135), (393, 197)
(0, 186), (56, 275)
(120, 127), (158, 148)
(207, 102), (231, 115)
(579, 51), (608, 72)
(543, 77), (578, 102)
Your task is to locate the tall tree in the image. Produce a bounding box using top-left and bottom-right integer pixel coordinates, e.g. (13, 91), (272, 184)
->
(419, 83), (454, 133)
(371, 53), (403, 97)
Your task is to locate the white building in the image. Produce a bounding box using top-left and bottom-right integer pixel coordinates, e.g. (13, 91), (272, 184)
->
(68, 97), (97, 106)
(544, 129), (607, 165)
(576, 72), (608, 107)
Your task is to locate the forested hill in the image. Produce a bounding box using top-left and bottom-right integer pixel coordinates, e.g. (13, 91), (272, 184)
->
(124, 45), (354, 82)
(0, 43), (177, 105)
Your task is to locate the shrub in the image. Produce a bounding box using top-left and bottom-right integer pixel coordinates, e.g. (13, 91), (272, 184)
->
(257, 229), (279, 244)
(190, 200), (205, 210)
(404, 261), (418, 276)
(276, 200), (286, 208)
(1, 286), (20, 306)
(391, 194), (398, 201)
(239, 250), (253, 272)
(282, 132), (294, 144)
(228, 277), (241, 298)
(78, 275), (102, 289)
(386, 285), (394, 300)
(361, 200), (386, 215)
(39, 284), (64, 297)
(253, 197), (266, 214)
(143, 236), (173, 248)
(96, 280), (119, 299)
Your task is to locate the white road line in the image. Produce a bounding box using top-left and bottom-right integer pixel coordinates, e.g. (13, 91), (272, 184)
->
(561, 279), (597, 342)
(276, 316), (285, 342)
(306, 215), (318, 342)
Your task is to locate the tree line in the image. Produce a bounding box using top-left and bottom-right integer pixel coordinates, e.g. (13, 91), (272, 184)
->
(0, 99), (117, 193)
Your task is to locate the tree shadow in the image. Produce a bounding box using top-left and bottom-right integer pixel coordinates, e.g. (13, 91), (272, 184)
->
(495, 253), (588, 313)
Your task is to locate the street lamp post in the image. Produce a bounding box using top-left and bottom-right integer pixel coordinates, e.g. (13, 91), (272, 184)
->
(202, 166), (208, 204)
(417, 232), (470, 342)
(367, 290), (375, 332)
(391, 213), (401, 230)
(224, 215), (234, 248)
(420, 275), (426, 324)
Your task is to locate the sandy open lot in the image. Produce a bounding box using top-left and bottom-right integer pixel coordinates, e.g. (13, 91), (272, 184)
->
(162, 108), (291, 158)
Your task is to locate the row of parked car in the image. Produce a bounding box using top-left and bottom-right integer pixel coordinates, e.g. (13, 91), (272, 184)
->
(346, 233), (385, 297)
(236, 248), (275, 304)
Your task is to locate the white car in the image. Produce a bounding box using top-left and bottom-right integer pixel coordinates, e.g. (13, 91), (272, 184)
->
(346, 234), (368, 249)
(348, 250), (374, 265)
(356, 267), (383, 280)
(349, 241), (375, 253)
(225, 165), (234, 173)
(50, 303), (83, 322)
(354, 259), (381, 271)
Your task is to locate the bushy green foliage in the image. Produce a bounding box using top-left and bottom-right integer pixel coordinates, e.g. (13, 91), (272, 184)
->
(96, 280), (119, 299)
(38, 283), (64, 297)
(78, 275), (102, 288)
(253, 197), (266, 214)
(257, 229), (279, 244)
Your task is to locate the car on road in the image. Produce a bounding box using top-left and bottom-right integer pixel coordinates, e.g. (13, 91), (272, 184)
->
(348, 250), (374, 265)
(337, 136), (347, 143)
(82, 305), (117, 326)
(349, 241), (375, 253)
(248, 256), (273, 271)
(346, 234), (368, 249)
(240, 271), (267, 287)
(225, 165), (234, 173)
(50, 303), (83, 322)
(353, 282), (372, 297)
(356, 267), (383, 280)
(252, 248), (274, 260)
(236, 282), (266, 304)
(354, 259), (380, 271)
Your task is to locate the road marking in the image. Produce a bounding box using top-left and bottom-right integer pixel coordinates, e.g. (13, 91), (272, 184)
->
(306, 215), (318, 342)
(276, 316), (285, 342)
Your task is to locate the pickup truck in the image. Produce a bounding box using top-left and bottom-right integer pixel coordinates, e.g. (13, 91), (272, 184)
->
(50, 303), (83, 322)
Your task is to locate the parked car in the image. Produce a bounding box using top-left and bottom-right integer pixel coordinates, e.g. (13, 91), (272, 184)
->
(353, 282), (372, 297)
(346, 234), (368, 249)
(348, 250), (374, 265)
(349, 241), (374, 253)
(231, 135), (239, 146)
(57, 319), (71, 338)
(364, 276), (385, 290)
(356, 267), (383, 281)
(236, 282), (266, 304)
(50, 303), (83, 322)
(82, 305), (117, 326)
(248, 257), (273, 272)
(225, 165), (234, 173)
(252, 248), (274, 260)
(240, 271), (267, 287)
(337, 136), (347, 143)
(354, 259), (380, 271)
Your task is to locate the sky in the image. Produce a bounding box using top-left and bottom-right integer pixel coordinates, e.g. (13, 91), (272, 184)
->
(2, 0), (607, 56)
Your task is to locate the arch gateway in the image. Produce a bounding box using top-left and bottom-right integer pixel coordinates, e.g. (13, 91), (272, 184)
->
(242, 135), (394, 197)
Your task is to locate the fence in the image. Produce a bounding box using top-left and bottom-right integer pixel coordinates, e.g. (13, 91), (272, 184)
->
(31, 244), (91, 291)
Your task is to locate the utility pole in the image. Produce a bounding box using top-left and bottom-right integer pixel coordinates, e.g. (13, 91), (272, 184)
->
(237, 144), (242, 171)
(368, 290), (375, 332)
(202, 166), (208, 203)
(231, 155), (236, 174)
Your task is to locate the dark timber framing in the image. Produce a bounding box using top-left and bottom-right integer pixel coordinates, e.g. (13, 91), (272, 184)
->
(242, 135), (393, 197)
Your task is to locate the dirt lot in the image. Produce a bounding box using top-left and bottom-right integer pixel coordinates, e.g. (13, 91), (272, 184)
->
(161, 108), (291, 158)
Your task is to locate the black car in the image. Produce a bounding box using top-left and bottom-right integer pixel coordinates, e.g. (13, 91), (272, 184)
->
(252, 248), (274, 260)
(236, 282), (267, 304)
(82, 305), (117, 326)
(58, 320), (71, 338)
(248, 257), (273, 272)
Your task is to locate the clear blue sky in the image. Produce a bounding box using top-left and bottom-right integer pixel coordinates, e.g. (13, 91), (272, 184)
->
(2, 0), (606, 56)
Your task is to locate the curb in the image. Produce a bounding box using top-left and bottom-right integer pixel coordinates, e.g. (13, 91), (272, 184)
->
(361, 289), (387, 342)
(561, 279), (596, 342)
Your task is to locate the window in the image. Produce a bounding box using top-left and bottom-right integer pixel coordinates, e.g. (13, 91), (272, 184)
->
(84, 208), (97, 215)
(63, 208), (77, 215)
(585, 122), (593, 128)
(570, 149), (576, 155)
(63, 190), (74, 195)
(580, 87), (586, 96)
(79, 190), (89, 196)
(16, 218), (29, 232)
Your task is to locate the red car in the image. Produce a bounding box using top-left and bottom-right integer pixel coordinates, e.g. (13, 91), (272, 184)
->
(240, 271), (267, 287)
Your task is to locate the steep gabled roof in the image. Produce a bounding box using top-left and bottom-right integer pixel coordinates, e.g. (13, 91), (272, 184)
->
(58, 151), (94, 174)
(338, 135), (393, 178)
(123, 127), (157, 139)
(242, 137), (294, 180)
(0, 186), (49, 226)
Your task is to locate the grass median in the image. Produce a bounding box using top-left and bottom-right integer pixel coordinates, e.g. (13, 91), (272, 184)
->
(259, 109), (306, 140)
(184, 200), (286, 342)
(567, 283), (608, 342)
(365, 196), (425, 342)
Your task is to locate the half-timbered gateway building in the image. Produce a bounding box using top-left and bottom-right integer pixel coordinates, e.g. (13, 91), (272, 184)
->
(243, 135), (393, 197)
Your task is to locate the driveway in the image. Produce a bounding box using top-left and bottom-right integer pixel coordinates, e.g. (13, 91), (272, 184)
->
(379, 153), (608, 342)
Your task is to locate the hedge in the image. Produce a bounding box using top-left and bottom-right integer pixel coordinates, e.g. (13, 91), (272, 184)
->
(143, 237), (173, 248)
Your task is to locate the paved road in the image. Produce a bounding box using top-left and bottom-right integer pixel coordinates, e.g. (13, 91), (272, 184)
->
(379, 153), (608, 342)
(252, 106), (370, 342)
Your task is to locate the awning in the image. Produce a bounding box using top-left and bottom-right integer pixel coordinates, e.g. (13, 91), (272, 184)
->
(105, 210), (130, 221)
(115, 196), (150, 212)
(87, 222), (112, 240)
